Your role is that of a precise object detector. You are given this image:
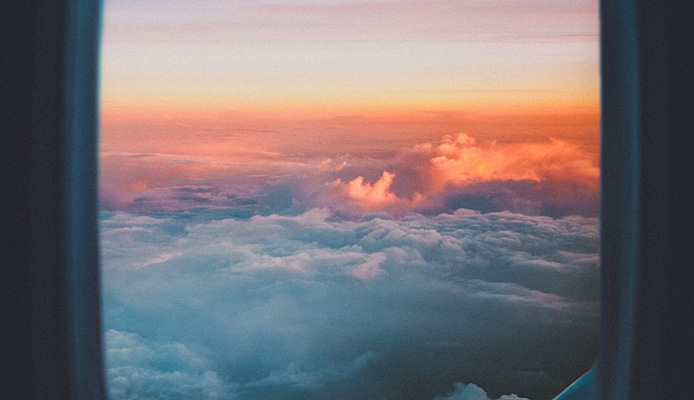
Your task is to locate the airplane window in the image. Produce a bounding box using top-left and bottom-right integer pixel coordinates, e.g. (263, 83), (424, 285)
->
(98, 1), (600, 399)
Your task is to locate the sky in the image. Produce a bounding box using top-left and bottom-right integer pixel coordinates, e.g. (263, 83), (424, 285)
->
(101, 0), (598, 117)
(99, 1), (600, 399)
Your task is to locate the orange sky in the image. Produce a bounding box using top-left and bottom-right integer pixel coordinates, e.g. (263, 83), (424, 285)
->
(101, 0), (598, 115)
(99, 0), (599, 214)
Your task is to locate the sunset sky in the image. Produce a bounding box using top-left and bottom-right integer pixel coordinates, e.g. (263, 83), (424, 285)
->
(99, 1), (600, 399)
(100, 0), (600, 214)
(101, 0), (598, 115)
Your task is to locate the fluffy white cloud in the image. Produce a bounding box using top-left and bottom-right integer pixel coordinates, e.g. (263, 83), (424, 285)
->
(105, 329), (239, 400)
(100, 207), (599, 400)
(434, 382), (529, 400)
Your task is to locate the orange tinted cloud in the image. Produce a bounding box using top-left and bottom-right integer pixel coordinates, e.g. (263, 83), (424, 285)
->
(428, 134), (599, 189)
(333, 172), (424, 211)
(329, 133), (598, 212)
(99, 110), (599, 216)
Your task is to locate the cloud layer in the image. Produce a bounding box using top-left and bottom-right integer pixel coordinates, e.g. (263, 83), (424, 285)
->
(434, 382), (529, 400)
(101, 206), (599, 400)
(100, 132), (599, 220)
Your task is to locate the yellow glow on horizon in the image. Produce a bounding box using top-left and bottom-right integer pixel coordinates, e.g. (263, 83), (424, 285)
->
(99, 0), (600, 213)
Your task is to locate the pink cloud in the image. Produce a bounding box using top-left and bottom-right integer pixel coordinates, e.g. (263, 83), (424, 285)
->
(331, 171), (424, 211)
(324, 133), (598, 213)
(100, 126), (598, 217)
(426, 134), (599, 190)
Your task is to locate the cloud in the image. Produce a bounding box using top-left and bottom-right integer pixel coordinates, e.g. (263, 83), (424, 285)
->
(424, 134), (598, 189)
(101, 206), (599, 400)
(244, 351), (379, 391)
(100, 132), (598, 220)
(317, 157), (348, 172)
(140, 251), (184, 268)
(323, 133), (598, 216)
(349, 252), (387, 280)
(434, 382), (529, 400)
(332, 171), (425, 211)
(105, 329), (239, 400)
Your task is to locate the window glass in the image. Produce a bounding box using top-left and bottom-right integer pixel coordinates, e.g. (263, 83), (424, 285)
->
(99, 1), (600, 399)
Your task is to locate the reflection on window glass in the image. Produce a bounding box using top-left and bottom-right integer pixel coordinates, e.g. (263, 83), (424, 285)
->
(99, 1), (600, 399)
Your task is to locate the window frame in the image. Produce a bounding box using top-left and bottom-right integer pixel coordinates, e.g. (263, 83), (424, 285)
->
(3, 0), (693, 399)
